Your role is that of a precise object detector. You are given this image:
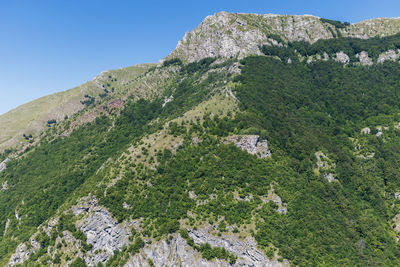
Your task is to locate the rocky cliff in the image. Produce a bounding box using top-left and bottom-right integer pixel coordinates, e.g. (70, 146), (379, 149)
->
(126, 229), (288, 267)
(166, 11), (400, 62)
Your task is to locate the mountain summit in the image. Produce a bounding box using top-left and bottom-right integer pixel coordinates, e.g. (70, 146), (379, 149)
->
(167, 11), (400, 62)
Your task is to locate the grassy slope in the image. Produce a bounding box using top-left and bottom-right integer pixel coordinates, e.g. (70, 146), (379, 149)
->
(0, 63), (153, 152)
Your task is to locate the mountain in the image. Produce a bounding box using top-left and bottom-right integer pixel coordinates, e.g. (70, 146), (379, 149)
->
(167, 11), (400, 62)
(0, 64), (152, 153)
(2, 11), (400, 266)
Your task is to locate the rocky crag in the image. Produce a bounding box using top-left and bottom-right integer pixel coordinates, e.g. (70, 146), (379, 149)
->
(167, 11), (400, 62)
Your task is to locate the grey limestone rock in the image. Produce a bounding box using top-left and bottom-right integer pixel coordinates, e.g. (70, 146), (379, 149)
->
(315, 151), (337, 182)
(226, 135), (271, 158)
(125, 229), (287, 267)
(335, 51), (350, 64)
(262, 186), (288, 214)
(1, 180), (7, 191)
(356, 51), (373, 65)
(377, 49), (400, 63)
(73, 196), (132, 266)
(126, 233), (228, 267)
(166, 12), (400, 63)
(8, 239), (40, 266)
(361, 127), (371, 134)
(188, 229), (287, 267)
(0, 158), (9, 173)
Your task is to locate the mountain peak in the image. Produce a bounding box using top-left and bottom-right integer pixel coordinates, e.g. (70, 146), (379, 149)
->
(166, 12), (400, 62)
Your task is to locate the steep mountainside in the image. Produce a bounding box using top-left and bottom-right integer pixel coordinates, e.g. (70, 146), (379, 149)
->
(0, 64), (152, 152)
(167, 12), (400, 62)
(3, 11), (400, 267)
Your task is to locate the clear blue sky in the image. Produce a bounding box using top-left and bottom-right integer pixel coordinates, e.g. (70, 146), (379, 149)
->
(1, 0), (399, 115)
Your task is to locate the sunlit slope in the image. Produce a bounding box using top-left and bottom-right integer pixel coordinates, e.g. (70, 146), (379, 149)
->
(0, 63), (153, 151)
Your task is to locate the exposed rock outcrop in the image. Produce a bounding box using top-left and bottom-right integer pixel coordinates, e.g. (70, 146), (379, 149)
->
(73, 196), (132, 266)
(162, 95), (174, 107)
(343, 17), (400, 39)
(356, 51), (373, 65)
(3, 218), (10, 236)
(15, 210), (21, 221)
(188, 229), (288, 267)
(126, 229), (288, 267)
(264, 186), (287, 214)
(1, 180), (8, 191)
(0, 158), (9, 173)
(126, 233), (227, 267)
(377, 49), (400, 63)
(226, 135), (271, 158)
(335, 51), (350, 64)
(361, 127), (371, 134)
(168, 12), (266, 62)
(315, 151), (337, 182)
(8, 238), (40, 266)
(167, 11), (400, 63)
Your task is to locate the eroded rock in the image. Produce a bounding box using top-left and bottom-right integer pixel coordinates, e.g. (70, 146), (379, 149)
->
(126, 229), (287, 267)
(315, 151), (337, 182)
(361, 127), (371, 134)
(162, 95), (174, 107)
(0, 158), (9, 173)
(73, 196), (132, 266)
(226, 135), (271, 158)
(8, 239), (40, 266)
(263, 186), (287, 214)
(4, 218), (10, 236)
(335, 51), (350, 64)
(188, 229), (288, 267)
(1, 180), (8, 191)
(356, 51), (373, 65)
(377, 49), (400, 63)
(126, 233), (227, 267)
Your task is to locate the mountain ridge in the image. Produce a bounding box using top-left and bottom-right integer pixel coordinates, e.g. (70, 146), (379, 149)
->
(166, 11), (400, 62)
(2, 12), (400, 153)
(3, 12), (400, 266)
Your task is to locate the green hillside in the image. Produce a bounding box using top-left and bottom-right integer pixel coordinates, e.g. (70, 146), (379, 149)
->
(0, 64), (152, 152)
(3, 13), (400, 267)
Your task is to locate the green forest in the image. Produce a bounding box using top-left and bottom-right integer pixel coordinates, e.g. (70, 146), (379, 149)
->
(262, 32), (400, 62)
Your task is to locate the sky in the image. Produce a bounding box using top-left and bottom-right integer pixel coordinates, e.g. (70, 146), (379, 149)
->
(1, 0), (400, 115)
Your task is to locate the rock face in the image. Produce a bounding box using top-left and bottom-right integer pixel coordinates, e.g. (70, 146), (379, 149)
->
(315, 151), (337, 182)
(335, 51), (350, 64)
(8, 239), (40, 266)
(377, 49), (400, 63)
(3, 218), (10, 236)
(73, 197), (132, 266)
(167, 11), (400, 62)
(1, 180), (7, 191)
(356, 51), (373, 65)
(227, 135), (271, 158)
(126, 234), (226, 267)
(189, 229), (287, 267)
(265, 187), (287, 214)
(168, 12), (265, 62)
(0, 158), (9, 173)
(361, 127), (371, 134)
(126, 229), (287, 267)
